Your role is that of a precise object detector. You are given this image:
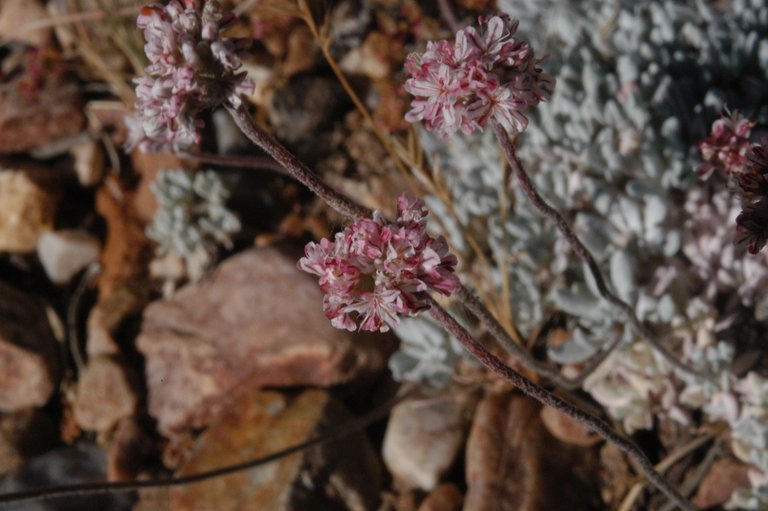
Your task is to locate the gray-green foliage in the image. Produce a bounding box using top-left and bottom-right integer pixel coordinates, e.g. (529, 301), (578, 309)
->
(414, 0), (768, 350)
(507, 0), (768, 193)
(147, 169), (241, 271)
(400, 0), (768, 385)
(409, 0), (768, 504)
(389, 317), (467, 387)
(407, 0), (768, 437)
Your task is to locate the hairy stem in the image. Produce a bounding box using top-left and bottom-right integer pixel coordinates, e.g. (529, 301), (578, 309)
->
(437, 0), (461, 33)
(226, 105), (372, 220)
(177, 150), (289, 176)
(426, 296), (697, 511)
(491, 121), (703, 378)
(619, 429), (720, 511)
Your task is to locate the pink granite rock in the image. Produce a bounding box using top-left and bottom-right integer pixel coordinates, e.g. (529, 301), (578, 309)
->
(71, 356), (138, 433)
(137, 246), (395, 433)
(172, 388), (382, 511)
(694, 458), (751, 509)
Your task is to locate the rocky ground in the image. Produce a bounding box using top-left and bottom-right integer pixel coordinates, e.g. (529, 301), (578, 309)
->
(0, 0), (761, 510)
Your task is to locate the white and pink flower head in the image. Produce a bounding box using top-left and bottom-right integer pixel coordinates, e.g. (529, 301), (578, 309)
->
(404, 15), (554, 138)
(298, 193), (460, 333)
(697, 110), (755, 179)
(127, 0), (254, 153)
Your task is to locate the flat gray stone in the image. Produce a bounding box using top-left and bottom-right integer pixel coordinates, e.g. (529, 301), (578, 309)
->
(383, 388), (478, 491)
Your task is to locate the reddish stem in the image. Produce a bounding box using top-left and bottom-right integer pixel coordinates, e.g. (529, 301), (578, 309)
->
(177, 150), (290, 176)
(226, 105), (372, 220)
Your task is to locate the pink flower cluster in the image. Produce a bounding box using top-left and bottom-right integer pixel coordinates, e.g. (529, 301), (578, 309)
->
(697, 110), (754, 179)
(298, 194), (460, 332)
(404, 15), (554, 138)
(127, 0), (254, 152)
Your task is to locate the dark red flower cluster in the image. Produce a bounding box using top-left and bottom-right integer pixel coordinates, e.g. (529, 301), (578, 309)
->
(736, 146), (768, 254)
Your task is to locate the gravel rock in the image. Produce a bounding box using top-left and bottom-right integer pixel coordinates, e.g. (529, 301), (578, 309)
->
(86, 284), (147, 357)
(137, 246), (395, 433)
(539, 406), (600, 447)
(107, 418), (153, 482)
(172, 388), (382, 511)
(598, 442), (631, 507)
(94, 180), (152, 298)
(282, 26), (317, 78)
(71, 356), (138, 433)
(383, 389), (478, 491)
(37, 230), (100, 284)
(0, 0), (51, 47)
(693, 457), (751, 509)
(464, 392), (599, 511)
(70, 138), (105, 187)
(0, 282), (58, 411)
(339, 33), (392, 80)
(0, 163), (59, 252)
(86, 181), (152, 357)
(418, 484), (464, 511)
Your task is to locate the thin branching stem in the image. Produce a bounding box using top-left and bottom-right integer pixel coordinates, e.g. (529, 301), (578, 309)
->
(559, 331), (623, 390)
(6, 5), (139, 38)
(458, 284), (559, 379)
(226, 105), (372, 220)
(618, 429), (721, 511)
(426, 296), (697, 511)
(0, 386), (412, 507)
(437, 0), (462, 33)
(457, 284), (621, 389)
(177, 151), (289, 176)
(491, 121), (704, 379)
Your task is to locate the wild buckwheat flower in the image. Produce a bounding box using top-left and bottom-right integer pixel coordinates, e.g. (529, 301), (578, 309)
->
(127, 0), (254, 152)
(298, 194), (460, 333)
(404, 15), (554, 138)
(697, 110), (754, 179)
